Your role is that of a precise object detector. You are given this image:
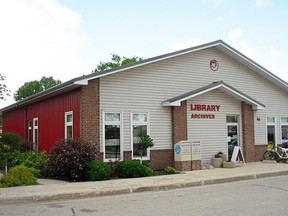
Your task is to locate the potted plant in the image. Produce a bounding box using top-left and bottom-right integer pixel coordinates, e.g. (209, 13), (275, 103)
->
(215, 152), (228, 162)
(223, 160), (235, 168)
(211, 152), (223, 168)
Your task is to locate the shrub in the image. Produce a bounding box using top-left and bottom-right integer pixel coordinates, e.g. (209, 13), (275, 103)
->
(48, 139), (97, 181)
(0, 165), (39, 187)
(0, 132), (26, 152)
(85, 160), (111, 181)
(117, 160), (153, 178)
(164, 166), (176, 174)
(9, 150), (49, 175)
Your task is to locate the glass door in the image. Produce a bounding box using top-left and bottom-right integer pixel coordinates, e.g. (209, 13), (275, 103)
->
(227, 115), (239, 160)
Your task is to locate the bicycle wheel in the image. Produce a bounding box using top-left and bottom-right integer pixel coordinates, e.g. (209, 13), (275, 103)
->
(263, 150), (276, 160)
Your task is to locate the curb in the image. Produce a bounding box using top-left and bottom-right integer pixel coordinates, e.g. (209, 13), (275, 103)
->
(1, 170), (288, 203)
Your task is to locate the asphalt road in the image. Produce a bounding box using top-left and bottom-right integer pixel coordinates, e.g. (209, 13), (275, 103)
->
(1, 175), (288, 216)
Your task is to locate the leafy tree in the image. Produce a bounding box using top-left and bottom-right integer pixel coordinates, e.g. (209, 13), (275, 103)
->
(92, 53), (143, 73)
(14, 76), (61, 101)
(139, 133), (154, 163)
(0, 74), (10, 100)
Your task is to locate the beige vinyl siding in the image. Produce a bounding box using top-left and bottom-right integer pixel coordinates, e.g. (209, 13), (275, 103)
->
(99, 47), (288, 152)
(187, 90), (242, 164)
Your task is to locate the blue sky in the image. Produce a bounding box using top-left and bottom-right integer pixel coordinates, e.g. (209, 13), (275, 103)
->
(0, 0), (287, 108)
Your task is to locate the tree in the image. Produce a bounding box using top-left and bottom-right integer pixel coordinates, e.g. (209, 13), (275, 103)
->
(92, 53), (143, 73)
(139, 133), (154, 163)
(14, 76), (61, 101)
(0, 74), (10, 100)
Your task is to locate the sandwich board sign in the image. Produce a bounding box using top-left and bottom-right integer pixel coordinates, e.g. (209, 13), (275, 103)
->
(231, 146), (246, 165)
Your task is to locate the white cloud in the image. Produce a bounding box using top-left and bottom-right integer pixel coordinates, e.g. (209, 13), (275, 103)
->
(270, 47), (281, 59)
(254, 0), (273, 8)
(228, 28), (242, 42)
(238, 41), (259, 59)
(170, 38), (202, 52)
(0, 0), (88, 108)
(227, 29), (259, 60)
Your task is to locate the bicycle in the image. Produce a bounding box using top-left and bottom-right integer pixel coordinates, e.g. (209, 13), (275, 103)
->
(263, 144), (288, 163)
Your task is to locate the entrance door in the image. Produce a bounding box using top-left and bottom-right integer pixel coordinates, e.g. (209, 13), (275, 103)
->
(227, 115), (239, 160)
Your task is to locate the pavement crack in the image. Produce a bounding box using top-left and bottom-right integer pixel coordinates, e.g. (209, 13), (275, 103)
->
(252, 184), (288, 192)
(71, 207), (76, 216)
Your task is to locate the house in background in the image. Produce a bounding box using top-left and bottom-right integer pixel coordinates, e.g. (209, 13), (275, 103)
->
(2, 40), (288, 171)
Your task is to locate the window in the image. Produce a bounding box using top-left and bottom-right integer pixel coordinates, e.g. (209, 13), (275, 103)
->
(33, 118), (39, 150)
(65, 111), (73, 139)
(103, 112), (122, 160)
(267, 117), (276, 145)
(281, 117), (288, 145)
(131, 113), (149, 159)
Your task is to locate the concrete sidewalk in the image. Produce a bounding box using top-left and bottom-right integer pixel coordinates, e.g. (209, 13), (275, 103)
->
(1, 162), (288, 203)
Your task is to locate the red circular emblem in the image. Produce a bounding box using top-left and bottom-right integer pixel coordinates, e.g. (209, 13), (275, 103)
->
(210, 59), (219, 71)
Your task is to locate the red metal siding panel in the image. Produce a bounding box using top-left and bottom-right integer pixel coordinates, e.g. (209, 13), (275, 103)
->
(2, 109), (25, 138)
(3, 88), (80, 152)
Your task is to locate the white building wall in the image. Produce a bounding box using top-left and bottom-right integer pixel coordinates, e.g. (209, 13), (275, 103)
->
(99, 47), (288, 153)
(187, 90), (242, 164)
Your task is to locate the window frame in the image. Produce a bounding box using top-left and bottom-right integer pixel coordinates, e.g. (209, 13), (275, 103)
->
(280, 116), (288, 145)
(102, 111), (123, 162)
(27, 120), (32, 145)
(33, 118), (39, 150)
(131, 112), (150, 160)
(266, 116), (276, 145)
(65, 111), (73, 139)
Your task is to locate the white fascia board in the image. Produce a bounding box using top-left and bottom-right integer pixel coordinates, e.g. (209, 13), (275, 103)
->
(220, 85), (265, 110)
(74, 80), (88, 85)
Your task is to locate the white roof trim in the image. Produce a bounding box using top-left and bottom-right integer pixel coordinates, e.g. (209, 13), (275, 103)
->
(162, 81), (265, 110)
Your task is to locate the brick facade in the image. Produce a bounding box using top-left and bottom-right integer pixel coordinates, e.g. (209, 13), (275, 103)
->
(241, 102), (255, 162)
(175, 161), (192, 171)
(148, 149), (174, 170)
(171, 101), (188, 144)
(254, 145), (267, 161)
(171, 101), (202, 171)
(80, 79), (102, 161)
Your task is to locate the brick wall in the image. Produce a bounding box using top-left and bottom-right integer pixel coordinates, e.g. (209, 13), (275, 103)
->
(171, 101), (188, 145)
(255, 145), (267, 161)
(147, 149), (174, 170)
(175, 161), (192, 171)
(80, 79), (102, 161)
(123, 151), (132, 160)
(241, 102), (255, 162)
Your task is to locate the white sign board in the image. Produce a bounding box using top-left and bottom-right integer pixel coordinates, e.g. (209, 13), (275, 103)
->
(231, 146), (246, 164)
(191, 140), (202, 160)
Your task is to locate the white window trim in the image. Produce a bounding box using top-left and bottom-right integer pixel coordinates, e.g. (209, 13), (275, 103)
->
(65, 111), (73, 139)
(266, 116), (277, 145)
(131, 112), (151, 160)
(27, 120), (32, 144)
(102, 111), (123, 162)
(280, 116), (288, 144)
(33, 118), (39, 150)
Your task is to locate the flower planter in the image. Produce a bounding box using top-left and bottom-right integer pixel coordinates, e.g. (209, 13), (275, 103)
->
(223, 161), (235, 168)
(211, 158), (222, 168)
